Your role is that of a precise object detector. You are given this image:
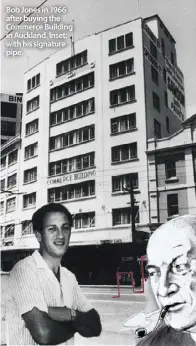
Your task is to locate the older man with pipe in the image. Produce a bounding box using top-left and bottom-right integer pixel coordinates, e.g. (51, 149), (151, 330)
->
(137, 215), (196, 345)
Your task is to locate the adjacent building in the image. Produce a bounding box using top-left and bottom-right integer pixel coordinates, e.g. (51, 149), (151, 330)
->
(147, 114), (196, 227)
(0, 15), (188, 282)
(0, 93), (23, 145)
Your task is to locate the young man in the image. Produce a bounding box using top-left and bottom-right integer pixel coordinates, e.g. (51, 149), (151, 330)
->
(137, 215), (196, 345)
(5, 203), (102, 345)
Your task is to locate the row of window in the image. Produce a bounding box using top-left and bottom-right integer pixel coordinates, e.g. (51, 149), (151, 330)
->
(111, 113), (136, 134)
(49, 125), (95, 151)
(0, 192), (180, 220)
(109, 58), (134, 80)
(49, 152), (95, 176)
(56, 50), (87, 76)
(50, 72), (94, 102)
(25, 113), (136, 145)
(48, 181), (95, 203)
(112, 142), (137, 163)
(110, 85), (135, 106)
(50, 98), (95, 126)
(0, 173), (17, 190)
(0, 208), (140, 231)
(26, 119), (39, 136)
(24, 167), (37, 184)
(1, 150), (18, 170)
(112, 173), (138, 192)
(27, 96), (39, 113)
(27, 73), (40, 92)
(24, 142), (38, 160)
(109, 32), (133, 54)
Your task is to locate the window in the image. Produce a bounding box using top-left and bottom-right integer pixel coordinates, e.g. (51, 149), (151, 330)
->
(24, 167), (37, 183)
(112, 207), (139, 226)
(165, 160), (176, 179)
(161, 38), (165, 57)
(109, 58), (134, 80)
(6, 197), (16, 213)
(24, 143), (38, 160)
(1, 156), (6, 170)
(48, 181), (95, 203)
(56, 50), (87, 76)
(166, 116), (170, 133)
(110, 85), (135, 106)
(150, 41), (157, 60)
(152, 92), (160, 112)
(154, 119), (161, 138)
(109, 32), (133, 54)
(0, 201), (4, 215)
(171, 52), (175, 65)
(4, 224), (15, 238)
(27, 73), (40, 91)
(73, 212), (95, 229)
(112, 173), (138, 192)
(26, 119), (39, 136)
(50, 73), (94, 102)
(111, 142), (137, 163)
(1, 121), (16, 136)
(167, 194), (179, 217)
(49, 125), (95, 151)
(8, 150), (18, 166)
(164, 91), (168, 107)
(151, 66), (159, 85)
(0, 179), (5, 190)
(23, 192), (36, 209)
(7, 173), (17, 188)
(50, 98), (95, 126)
(111, 113), (136, 134)
(26, 96), (39, 113)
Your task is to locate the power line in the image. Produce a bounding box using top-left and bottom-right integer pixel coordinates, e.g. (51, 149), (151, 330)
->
(0, 0), (48, 41)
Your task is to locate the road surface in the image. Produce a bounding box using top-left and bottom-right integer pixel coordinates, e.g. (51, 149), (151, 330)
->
(1, 274), (147, 345)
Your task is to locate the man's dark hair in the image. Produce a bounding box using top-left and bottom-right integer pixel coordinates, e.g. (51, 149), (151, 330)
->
(32, 203), (72, 233)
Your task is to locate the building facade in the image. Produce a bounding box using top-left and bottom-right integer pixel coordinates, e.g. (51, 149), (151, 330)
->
(147, 114), (196, 226)
(0, 93), (23, 145)
(0, 15), (187, 283)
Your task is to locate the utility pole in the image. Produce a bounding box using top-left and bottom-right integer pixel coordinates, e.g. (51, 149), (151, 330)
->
(124, 175), (140, 287)
(123, 176), (138, 243)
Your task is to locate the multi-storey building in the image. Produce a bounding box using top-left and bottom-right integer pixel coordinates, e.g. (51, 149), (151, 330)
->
(147, 114), (196, 228)
(0, 93), (23, 145)
(0, 15), (186, 283)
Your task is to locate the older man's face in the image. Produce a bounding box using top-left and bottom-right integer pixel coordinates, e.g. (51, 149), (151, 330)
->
(147, 224), (196, 331)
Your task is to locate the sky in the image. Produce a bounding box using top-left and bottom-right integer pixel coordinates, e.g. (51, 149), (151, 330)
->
(1, 0), (196, 118)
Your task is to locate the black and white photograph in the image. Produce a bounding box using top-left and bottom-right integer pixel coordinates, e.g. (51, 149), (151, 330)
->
(0, 0), (196, 345)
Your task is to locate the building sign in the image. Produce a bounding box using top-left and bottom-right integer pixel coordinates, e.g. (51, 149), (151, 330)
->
(47, 169), (96, 186)
(143, 22), (161, 50)
(144, 46), (163, 75)
(0, 93), (23, 104)
(165, 57), (185, 120)
(100, 239), (122, 244)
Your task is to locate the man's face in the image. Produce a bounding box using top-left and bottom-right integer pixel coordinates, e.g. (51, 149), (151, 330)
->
(147, 224), (196, 331)
(38, 211), (71, 258)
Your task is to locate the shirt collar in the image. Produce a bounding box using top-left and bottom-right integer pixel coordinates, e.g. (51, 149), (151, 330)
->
(32, 250), (63, 283)
(32, 250), (49, 269)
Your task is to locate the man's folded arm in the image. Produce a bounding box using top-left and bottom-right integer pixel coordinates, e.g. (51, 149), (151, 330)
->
(48, 306), (102, 337)
(22, 307), (76, 345)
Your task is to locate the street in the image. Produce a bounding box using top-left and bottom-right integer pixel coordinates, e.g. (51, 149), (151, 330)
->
(1, 274), (147, 345)
(76, 287), (146, 345)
